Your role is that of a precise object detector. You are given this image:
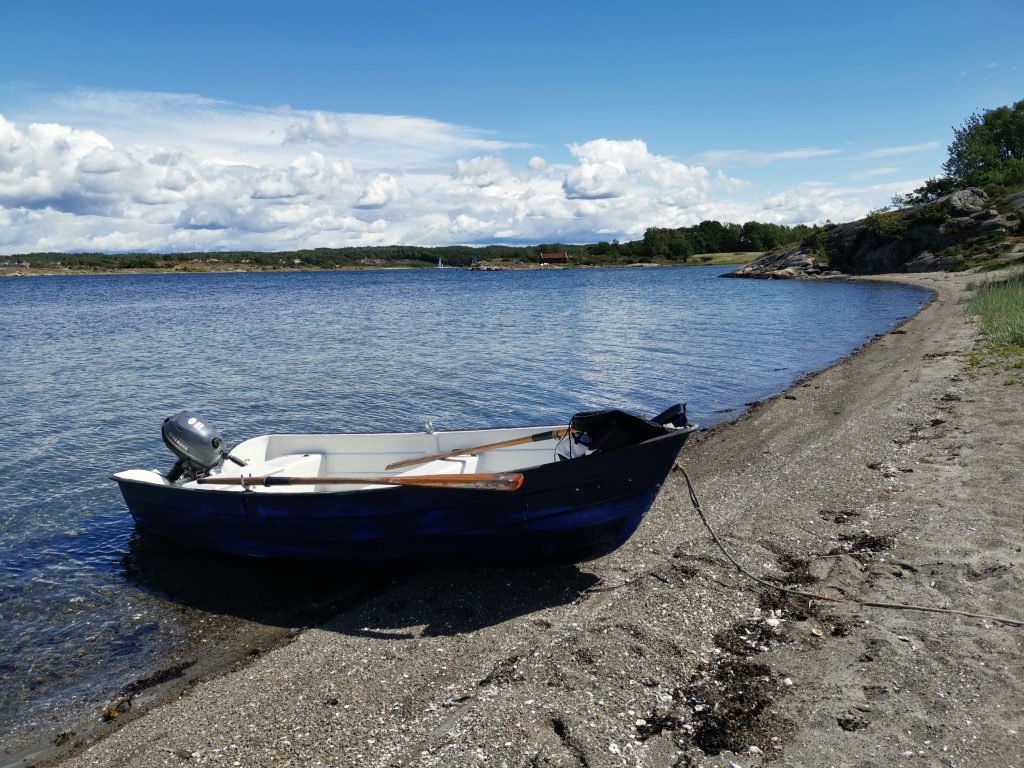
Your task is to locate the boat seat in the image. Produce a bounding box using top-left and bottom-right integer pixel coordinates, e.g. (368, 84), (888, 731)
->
(307, 455), (479, 494)
(394, 455), (478, 477)
(246, 452), (323, 477)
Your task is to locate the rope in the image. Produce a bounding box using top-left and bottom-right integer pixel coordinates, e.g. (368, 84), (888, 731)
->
(673, 461), (1024, 629)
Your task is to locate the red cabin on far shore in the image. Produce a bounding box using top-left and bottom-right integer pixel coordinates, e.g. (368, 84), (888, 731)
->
(539, 252), (569, 265)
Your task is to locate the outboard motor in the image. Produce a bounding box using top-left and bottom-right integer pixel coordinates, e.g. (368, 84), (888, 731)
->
(161, 411), (245, 482)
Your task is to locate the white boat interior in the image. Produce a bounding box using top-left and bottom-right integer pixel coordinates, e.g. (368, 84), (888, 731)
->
(114, 425), (567, 493)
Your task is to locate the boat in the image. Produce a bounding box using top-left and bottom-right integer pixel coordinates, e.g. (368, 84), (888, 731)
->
(112, 405), (697, 563)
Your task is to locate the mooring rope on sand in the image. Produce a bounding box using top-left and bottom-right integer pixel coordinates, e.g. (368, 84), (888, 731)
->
(673, 461), (1024, 629)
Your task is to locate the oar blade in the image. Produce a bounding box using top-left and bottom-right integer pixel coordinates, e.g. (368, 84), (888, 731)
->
(399, 472), (525, 492)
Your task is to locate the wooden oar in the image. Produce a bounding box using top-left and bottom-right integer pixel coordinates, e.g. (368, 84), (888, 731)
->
(385, 427), (573, 471)
(197, 471), (525, 492)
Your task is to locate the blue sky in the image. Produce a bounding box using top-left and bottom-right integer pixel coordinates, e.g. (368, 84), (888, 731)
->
(1, 0), (1021, 252)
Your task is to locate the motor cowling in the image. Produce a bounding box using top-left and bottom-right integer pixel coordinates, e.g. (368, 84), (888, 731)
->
(162, 411), (226, 481)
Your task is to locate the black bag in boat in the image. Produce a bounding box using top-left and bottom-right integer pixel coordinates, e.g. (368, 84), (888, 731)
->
(569, 404), (686, 453)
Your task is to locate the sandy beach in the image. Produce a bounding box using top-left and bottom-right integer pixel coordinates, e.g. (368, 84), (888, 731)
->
(43, 271), (1023, 767)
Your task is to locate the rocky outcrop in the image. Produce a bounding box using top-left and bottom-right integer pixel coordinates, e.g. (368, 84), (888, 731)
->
(938, 205), (1019, 238)
(725, 245), (836, 279)
(947, 187), (988, 216)
(1004, 190), (1024, 211)
(730, 187), (1023, 279)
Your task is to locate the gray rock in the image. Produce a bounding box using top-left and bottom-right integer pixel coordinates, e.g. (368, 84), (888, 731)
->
(903, 251), (958, 272)
(725, 245), (824, 279)
(970, 209), (999, 221)
(947, 187), (988, 216)
(939, 217), (977, 235)
(978, 217), (1012, 233)
(994, 250), (1024, 264)
(1004, 190), (1024, 211)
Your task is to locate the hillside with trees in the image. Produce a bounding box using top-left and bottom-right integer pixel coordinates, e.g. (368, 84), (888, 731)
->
(894, 99), (1024, 207)
(731, 99), (1024, 279)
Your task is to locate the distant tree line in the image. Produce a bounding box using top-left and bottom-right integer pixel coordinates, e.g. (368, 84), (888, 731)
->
(893, 98), (1024, 207)
(631, 220), (819, 261)
(12, 219), (821, 270)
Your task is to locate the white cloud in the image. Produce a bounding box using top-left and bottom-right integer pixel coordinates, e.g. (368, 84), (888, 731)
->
(563, 160), (630, 199)
(695, 147), (842, 167)
(858, 141), (941, 159)
(563, 139), (712, 203)
(284, 111), (349, 146)
(740, 178), (925, 225)
(715, 171), (754, 194)
(252, 175), (300, 200)
(453, 156), (511, 187)
(355, 174), (401, 209)
(77, 147), (136, 174)
(177, 202), (236, 230)
(569, 138), (653, 167)
(0, 91), (924, 253)
(28, 89), (522, 170)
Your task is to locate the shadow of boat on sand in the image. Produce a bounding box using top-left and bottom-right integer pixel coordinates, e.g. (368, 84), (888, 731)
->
(121, 531), (601, 637)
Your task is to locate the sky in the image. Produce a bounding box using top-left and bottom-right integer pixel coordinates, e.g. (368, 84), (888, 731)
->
(0, 0), (1022, 254)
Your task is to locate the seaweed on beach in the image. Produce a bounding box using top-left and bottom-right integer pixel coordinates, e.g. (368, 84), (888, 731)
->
(713, 620), (777, 657)
(684, 659), (794, 756)
(639, 604), (797, 758)
(830, 532), (895, 560)
(776, 553), (817, 585)
(758, 588), (815, 620)
(120, 660), (194, 697)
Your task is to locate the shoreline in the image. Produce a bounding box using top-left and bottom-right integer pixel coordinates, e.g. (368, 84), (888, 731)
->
(22, 271), (1024, 767)
(0, 258), (751, 279)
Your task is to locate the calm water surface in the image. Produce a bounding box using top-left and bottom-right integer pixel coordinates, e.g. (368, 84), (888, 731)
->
(0, 267), (929, 749)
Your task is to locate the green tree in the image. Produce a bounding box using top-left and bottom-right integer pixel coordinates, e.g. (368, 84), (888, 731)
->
(891, 176), (956, 208)
(942, 99), (1024, 187)
(642, 227), (693, 261)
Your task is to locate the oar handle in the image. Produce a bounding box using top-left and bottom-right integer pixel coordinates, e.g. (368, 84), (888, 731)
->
(385, 427), (573, 471)
(196, 472), (525, 492)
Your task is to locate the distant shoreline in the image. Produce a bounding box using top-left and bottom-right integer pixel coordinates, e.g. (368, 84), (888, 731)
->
(0, 260), (749, 279)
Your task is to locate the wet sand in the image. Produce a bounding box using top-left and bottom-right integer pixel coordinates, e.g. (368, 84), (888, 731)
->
(43, 272), (1024, 767)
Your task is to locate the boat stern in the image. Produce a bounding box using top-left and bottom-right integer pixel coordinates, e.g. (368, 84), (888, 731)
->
(111, 468), (172, 487)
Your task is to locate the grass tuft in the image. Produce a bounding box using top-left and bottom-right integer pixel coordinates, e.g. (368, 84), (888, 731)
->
(965, 269), (1024, 365)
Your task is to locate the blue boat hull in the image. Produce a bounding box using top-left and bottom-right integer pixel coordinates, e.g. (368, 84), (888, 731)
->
(115, 428), (693, 563)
